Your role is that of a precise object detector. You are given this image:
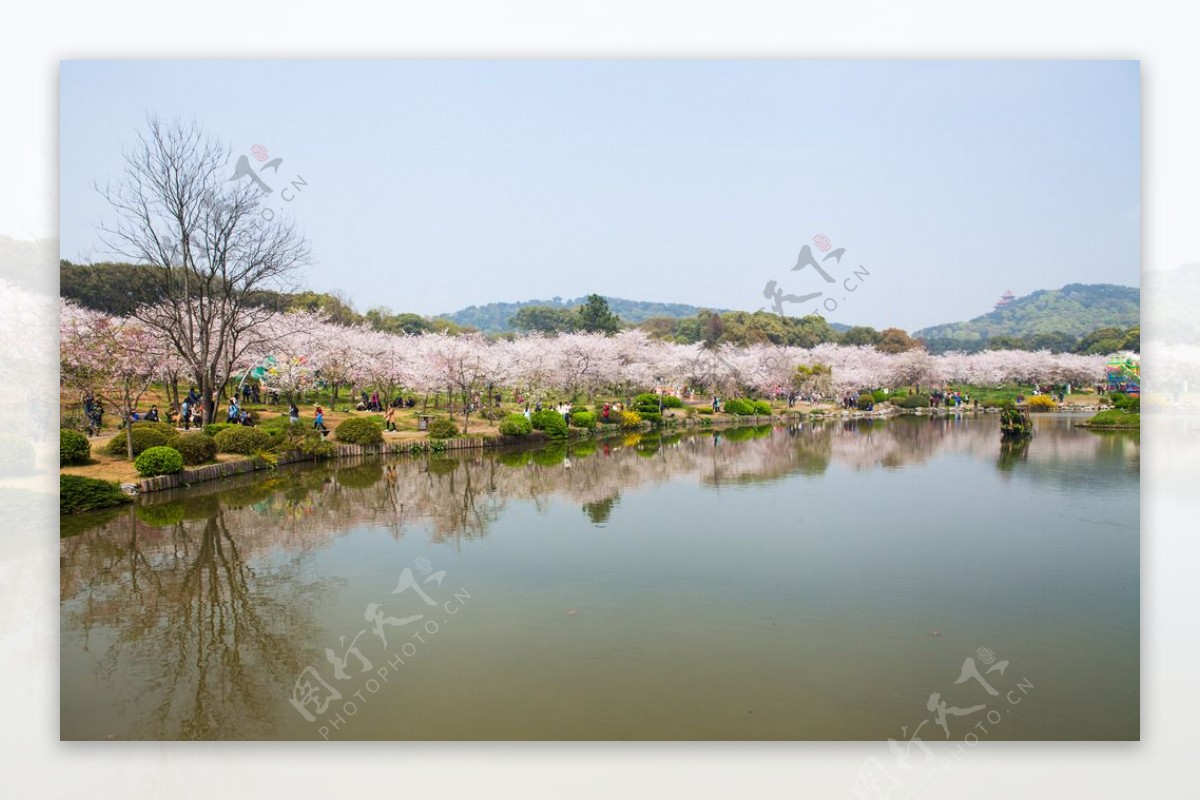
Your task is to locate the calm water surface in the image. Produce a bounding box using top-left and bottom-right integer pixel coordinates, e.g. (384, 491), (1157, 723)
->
(60, 414), (1139, 740)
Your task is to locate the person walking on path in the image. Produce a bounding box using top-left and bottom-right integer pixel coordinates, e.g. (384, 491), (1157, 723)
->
(289, 401), (300, 425)
(384, 405), (397, 432)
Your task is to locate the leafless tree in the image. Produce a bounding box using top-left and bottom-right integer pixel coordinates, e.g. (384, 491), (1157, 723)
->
(98, 117), (310, 423)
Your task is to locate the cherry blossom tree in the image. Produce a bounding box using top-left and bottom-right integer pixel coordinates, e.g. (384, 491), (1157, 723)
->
(60, 301), (181, 457)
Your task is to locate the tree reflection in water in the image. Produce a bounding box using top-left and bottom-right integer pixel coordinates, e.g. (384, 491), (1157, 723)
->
(61, 414), (1137, 739)
(61, 504), (326, 739)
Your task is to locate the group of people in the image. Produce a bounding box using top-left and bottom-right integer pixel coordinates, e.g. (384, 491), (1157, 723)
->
(239, 381), (280, 406)
(225, 398), (256, 427)
(929, 389), (974, 408)
(355, 393), (417, 412)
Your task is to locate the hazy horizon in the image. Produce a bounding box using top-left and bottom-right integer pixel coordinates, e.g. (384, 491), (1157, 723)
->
(59, 60), (1140, 331)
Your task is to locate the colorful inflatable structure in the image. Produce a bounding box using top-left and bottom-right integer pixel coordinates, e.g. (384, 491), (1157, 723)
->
(1106, 352), (1140, 395)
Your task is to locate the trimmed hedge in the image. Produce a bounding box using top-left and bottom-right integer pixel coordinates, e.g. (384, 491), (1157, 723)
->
(60, 429), (91, 466)
(213, 426), (274, 455)
(571, 411), (597, 429)
(751, 400), (773, 415)
(135, 446), (184, 477)
(427, 417), (460, 440)
(499, 414), (533, 436)
(335, 416), (385, 446)
(60, 474), (131, 514)
(171, 432), (218, 465)
(105, 424), (173, 457)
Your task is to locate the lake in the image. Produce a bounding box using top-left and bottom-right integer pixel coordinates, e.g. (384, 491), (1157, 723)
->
(60, 413), (1139, 740)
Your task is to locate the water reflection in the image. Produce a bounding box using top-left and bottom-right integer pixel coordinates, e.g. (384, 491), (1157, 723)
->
(66, 415), (1139, 550)
(60, 506), (326, 739)
(60, 414), (1139, 740)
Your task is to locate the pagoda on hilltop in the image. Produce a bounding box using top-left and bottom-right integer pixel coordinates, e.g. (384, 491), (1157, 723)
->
(994, 289), (1016, 311)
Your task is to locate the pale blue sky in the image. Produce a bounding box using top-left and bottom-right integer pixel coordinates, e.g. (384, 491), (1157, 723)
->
(59, 60), (1139, 331)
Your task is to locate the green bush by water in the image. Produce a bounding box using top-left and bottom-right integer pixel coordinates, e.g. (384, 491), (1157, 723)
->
(214, 426), (274, 455)
(60, 474), (130, 514)
(499, 414), (532, 436)
(336, 416), (385, 445)
(427, 417), (460, 440)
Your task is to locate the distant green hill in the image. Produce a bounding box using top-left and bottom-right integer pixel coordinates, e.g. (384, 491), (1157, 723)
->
(441, 297), (732, 333)
(914, 283), (1139, 352)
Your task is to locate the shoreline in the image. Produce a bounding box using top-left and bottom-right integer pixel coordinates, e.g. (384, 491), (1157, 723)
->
(63, 404), (1110, 499)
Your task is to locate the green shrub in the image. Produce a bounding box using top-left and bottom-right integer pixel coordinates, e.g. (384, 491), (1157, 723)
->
(872, 390), (889, 403)
(336, 416), (385, 445)
(530, 409), (565, 431)
(135, 445), (184, 477)
(105, 425), (173, 457)
(541, 413), (569, 438)
(499, 414), (533, 436)
(60, 474), (131, 514)
(1111, 392), (1140, 412)
(751, 400), (773, 415)
(213, 426), (274, 455)
(723, 398), (754, 416)
(698, 407), (713, 415)
(269, 422), (335, 459)
(571, 411), (597, 429)
(427, 417), (460, 440)
(897, 394), (930, 409)
(60, 429), (91, 465)
(662, 395), (684, 409)
(633, 393), (661, 413)
(203, 422), (238, 438)
(856, 394), (875, 410)
(170, 432), (217, 465)
(639, 410), (663, 426)
(131, 421), (175, 437)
